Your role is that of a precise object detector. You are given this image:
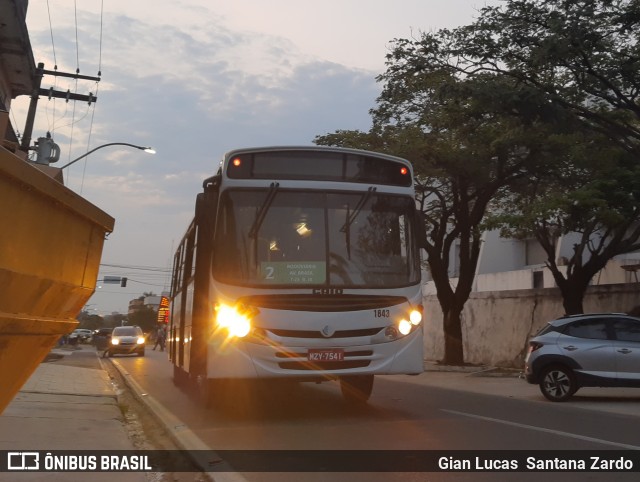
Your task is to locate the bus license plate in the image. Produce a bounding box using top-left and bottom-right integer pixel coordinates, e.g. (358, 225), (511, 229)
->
(308, 349), (344, 362)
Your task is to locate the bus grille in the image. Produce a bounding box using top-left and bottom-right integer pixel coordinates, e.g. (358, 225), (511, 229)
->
(237, 294), (408, 312)
(268, 327), (383, 339)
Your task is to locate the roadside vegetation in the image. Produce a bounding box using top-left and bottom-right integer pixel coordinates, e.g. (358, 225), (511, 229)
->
(315, 0), (640, 365)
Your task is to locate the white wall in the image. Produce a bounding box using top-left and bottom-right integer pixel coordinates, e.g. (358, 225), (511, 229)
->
(423, 284), (640, 368)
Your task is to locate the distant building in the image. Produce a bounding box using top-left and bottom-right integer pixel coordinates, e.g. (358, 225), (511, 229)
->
(127, 291), (170, 315)
(127, 298), (145, 315)
(423, 229), (640, 295)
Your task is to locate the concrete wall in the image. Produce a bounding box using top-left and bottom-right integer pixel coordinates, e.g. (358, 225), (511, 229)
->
(423, 283), (640, 368)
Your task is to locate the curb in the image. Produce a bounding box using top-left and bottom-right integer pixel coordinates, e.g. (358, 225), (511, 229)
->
(425, 362), (523, 378)
(108, 359), (248, 482)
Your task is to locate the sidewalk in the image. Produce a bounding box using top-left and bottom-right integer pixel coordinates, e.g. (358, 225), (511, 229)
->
(0, 347), (146, 482)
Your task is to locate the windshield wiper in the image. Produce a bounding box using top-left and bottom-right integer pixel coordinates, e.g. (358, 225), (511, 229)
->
(339, 186), (376, 260)
(340, 186), (376, 233)
(249, 182), (280, 238)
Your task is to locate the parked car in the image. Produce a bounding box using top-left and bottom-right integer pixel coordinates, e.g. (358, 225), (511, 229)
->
(105, 326), (145, 357)
(72, 328), (93, 343)
(525, 313), (640, 401)
(92, 327), (113, 351)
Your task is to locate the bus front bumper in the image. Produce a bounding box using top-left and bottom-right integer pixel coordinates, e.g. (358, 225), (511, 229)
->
(206, 328), (423, 379)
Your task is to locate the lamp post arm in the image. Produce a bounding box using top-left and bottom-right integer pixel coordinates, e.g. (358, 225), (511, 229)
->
(59, 143), (153, 169)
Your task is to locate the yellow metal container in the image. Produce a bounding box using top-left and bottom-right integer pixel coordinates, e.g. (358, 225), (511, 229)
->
(0, 147), (114, 413)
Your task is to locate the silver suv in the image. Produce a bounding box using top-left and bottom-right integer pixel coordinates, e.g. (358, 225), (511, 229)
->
(524, 313), (640, 401)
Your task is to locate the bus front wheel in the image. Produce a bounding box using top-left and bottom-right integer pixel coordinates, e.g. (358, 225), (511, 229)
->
(340, 375), (374, 404)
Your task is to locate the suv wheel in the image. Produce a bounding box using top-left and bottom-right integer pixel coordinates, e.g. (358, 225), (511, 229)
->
(539, 365), (578, 402)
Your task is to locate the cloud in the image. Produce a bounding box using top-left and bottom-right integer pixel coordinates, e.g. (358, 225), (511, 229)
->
(20, 8), (382, 312)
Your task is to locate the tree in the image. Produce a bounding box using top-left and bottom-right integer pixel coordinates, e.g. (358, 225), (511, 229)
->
(489, 132), (640, 314)
(317, 0), (640, 362)
(76, 311), (104, 330)
(127, 306), (158, 333)
(103, 313), (126, 328)
(317, 66), (557, 365)
(451, 0), (640, 154)
(450, 0), (640, 314)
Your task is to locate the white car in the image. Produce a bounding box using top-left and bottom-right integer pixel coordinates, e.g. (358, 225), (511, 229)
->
(72, 329), (93, 343)
(105, 326), (146, 357)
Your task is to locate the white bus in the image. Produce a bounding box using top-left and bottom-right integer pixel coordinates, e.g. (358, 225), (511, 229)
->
(169, 146), (426, 404)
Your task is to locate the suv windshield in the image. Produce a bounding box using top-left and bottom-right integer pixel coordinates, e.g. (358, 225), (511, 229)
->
(212, 189), (420, 288)
(113, 327), (140, 337)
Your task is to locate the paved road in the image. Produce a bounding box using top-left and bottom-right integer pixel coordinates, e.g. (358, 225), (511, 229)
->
(100, 347), (640, 482)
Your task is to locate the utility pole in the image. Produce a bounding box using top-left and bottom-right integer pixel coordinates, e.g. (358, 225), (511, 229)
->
(20, 62), (100, 154)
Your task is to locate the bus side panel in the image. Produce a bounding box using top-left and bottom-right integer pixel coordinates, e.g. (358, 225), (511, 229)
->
(188, 190), (218, 379)
(182, 280), (195, 372)
(169, 294), (182, 365)
(169, 220), (195, 370)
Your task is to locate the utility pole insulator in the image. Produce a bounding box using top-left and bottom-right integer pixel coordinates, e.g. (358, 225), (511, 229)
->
(20, 63), (101, 154)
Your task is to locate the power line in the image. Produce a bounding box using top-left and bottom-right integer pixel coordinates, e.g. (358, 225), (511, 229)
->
(73, 0), (80, 73)
(98, 0), (104, 76)
(79, 81), (100, 193)
(45, 0), (57, 68)
(126, 278), (168, 288)
(100, 263), (172, 273)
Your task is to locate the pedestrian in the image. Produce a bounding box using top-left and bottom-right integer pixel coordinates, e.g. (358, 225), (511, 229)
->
(153, 325), (166, 351)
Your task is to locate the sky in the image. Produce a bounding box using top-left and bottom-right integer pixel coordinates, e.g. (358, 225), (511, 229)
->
(12, 0), (495, 315)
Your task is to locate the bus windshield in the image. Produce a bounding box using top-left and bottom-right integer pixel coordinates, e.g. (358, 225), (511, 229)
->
(212, 189), (420, 288)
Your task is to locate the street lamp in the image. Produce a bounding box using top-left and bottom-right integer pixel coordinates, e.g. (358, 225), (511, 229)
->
(59, 142), (156, 169)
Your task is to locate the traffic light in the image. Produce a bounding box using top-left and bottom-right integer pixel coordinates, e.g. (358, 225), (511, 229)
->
(120, 277), (127, 287)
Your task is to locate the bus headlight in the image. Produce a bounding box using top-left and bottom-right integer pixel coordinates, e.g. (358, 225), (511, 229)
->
(396, 307), (423, 337)
(215, 303), (256, 338)
(398, 319), (412, 336)
(409, 309), (423, 325)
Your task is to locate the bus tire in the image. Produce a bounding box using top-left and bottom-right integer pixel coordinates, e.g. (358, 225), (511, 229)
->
(173, 365), (187, 387)
(340, 375), (374, 404)
(193, 376), (218, 409)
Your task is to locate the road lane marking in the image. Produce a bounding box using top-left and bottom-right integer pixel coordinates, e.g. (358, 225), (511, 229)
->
(442, 409), (640, 450)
